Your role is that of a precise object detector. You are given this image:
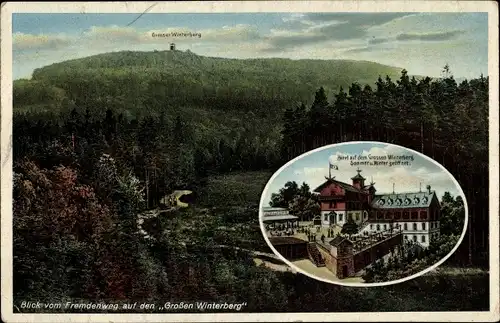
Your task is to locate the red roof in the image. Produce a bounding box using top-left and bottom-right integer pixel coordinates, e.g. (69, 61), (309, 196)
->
(313, 178), (369, 194)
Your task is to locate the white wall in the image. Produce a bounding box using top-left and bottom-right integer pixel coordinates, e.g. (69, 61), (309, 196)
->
(321, 210), (347, 227)
(364, 220), (439, 248)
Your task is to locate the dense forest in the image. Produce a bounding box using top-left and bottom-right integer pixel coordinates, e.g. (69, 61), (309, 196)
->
(12, 51), (489, 312)
(278, 67), (489, 267)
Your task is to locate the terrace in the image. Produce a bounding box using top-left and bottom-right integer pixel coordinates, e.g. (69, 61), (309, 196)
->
(350, 227), (403, 253)
(316, 227), (403, 254)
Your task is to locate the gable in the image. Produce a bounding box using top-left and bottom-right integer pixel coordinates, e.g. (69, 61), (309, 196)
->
(329, 235), (354, 247)
(321, 183), (345, 196)
(430, 192), (441, 208)
(314, 178), (364, 195)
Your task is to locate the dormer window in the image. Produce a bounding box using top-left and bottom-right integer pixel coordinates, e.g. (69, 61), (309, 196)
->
(378, 199), (385, 206)
(396, 198), (402, 206)
(413, 197), (420, 204)
(404, 198), (411, 205)
(422, 197), (429, 204)
(387, 198), (393, 206)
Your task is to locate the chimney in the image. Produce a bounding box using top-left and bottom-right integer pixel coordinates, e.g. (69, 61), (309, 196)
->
(393, 183), (395, 194)
(427, 185), (431, 194)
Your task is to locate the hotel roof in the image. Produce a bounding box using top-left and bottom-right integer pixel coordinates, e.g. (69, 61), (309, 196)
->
(371, 191), (438, 209)
(262, 215), (299, 222)
(262, 207), (289, 212)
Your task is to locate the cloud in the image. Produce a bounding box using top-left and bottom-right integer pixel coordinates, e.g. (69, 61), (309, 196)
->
(368, 37), (390, 45)
(303, 167), (328, 176)
(262, 33), (328, 52)
(341, 46), (382, 54)
(14, 24), (263, 54)
(261, 13), (414, 52)
(84, 25), (149, 44)
(396, 30), (462, 42)
(338, 29), (462, 56)
(265, 144), (462, 206)
(13, 32), (72, 51)
(199, 24), (261, 42)
(303, 13), (412, 25)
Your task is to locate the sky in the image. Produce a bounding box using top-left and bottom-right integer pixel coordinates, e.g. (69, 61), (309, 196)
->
(12, 12), (488, 80)
(261, 142), (463, 207)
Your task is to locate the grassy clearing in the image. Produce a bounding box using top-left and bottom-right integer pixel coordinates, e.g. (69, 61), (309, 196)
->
(197, 171), (273, 207)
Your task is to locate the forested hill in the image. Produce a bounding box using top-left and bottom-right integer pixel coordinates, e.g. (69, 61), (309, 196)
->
(15, 49), (404, 116)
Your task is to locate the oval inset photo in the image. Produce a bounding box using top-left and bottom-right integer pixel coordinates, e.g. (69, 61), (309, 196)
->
(259, 142), (467, 287)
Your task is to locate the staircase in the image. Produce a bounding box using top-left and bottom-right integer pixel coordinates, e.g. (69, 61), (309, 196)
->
(307, 243), (325, 267)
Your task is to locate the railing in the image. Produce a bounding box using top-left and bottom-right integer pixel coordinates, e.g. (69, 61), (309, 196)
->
(307, 243), (326, 267)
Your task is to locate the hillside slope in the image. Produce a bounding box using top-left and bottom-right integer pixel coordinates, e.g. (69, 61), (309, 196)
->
(16, 50), (404, 116)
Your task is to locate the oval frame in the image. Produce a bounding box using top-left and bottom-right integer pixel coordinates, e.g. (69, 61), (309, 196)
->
(259, 141), (468, 287)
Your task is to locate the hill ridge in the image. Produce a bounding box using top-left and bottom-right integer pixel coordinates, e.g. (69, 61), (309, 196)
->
(16, 49), (405, 119)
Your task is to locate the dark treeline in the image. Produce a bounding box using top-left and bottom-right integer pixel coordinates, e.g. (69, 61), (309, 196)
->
(280, 66), (489, 267)
(13, 109), (281, 208)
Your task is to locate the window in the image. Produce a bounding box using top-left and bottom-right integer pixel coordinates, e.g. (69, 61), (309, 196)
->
(370, 224), (373, 230)
(413, 223), (417, 231)
(411, 211), (418, 219)
(339, 214), (343, 222)
(420, 211), (428, 219)
(377, 212), (383, 219)
(403, 211), (410, 219)
(383, 224), (387, 230)
(356, 214), (359, 221)
(422, 223), (426, 230)
(404, 223), (408, 230)
(430, 222), (433, 229)
(413, 235), (417, 242)
(385, 211), (392, 219)
(324, 214), (328, 221)
(421, 235), (426, 243)
(376, 224), (380, 231)
(395, 212), (402, 219)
